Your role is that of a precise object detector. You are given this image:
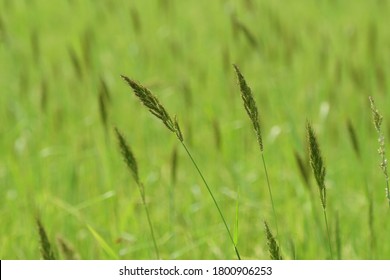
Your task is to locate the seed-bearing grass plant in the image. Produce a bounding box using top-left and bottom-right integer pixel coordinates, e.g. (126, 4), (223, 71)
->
(3, 0), (390, 260)
(264, 220), (282, 260)
(306, 121), (333, 259)
(233, 64), (279, 235)
(115, 127), (160, 259)
(120, 75), (241, 260)
(369, 96), (390, 206)
(36, 217), (56, 260)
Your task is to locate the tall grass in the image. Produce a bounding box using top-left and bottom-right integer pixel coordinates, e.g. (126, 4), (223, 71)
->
(369, 96), (390, 206)
(264, 221), (282, 260)
(3, 0), (390, 260)
(306, 121), (333, 259)
(233, 64), (279, 235)
(115, 127), (160, 259)
(121, 75), (241, 260)
(36, 217), (56, 260)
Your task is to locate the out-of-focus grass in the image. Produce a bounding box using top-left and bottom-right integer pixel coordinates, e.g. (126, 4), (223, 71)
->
(1, 0), (389, 259)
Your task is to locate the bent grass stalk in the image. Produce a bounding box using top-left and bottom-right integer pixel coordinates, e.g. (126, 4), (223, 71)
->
(121, 75), (241, 260)
(306, 121), (333, 259)
(233, 64), (279, 235)
(369, 96), (390, 206)
(115, 127), (160, 259)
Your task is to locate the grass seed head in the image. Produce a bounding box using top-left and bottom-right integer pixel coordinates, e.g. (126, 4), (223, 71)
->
(306, 121), (327, 209)
(264, 221), (283, 260)
(121, 75), (184, 141)
(114, 127), (140, 185)
(233, 64), (263, 152)
(368, 96), (390, 205)
(369, 96), (383, 133)
(36, 218), (56, 260)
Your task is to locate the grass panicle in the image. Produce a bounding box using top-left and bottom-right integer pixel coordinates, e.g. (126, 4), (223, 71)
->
(36, 218), (56, 260)
(114, 127), (160, 259)
(369, 96), (390, 206)
(306, 121), (333, 258)
(115, 127), (139, 185)
(122, 75), (241, 260)
(234, 64), (278, 235)
(121, 75), (183, 141)
(233, 64), (263, 151)
(264, 221), (282, 260)
(306, 122), (327, 209)
(369, 96), (383, 133)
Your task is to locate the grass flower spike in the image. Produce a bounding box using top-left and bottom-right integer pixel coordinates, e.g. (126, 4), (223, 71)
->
(115, 127), (160, 259)
(369, 96), (390, 206)
(234, 64), (278, 236)
(121, 75), (183, 141)
(306, 121), (332, 258)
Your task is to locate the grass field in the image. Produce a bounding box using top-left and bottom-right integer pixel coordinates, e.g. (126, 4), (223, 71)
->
(1, 0), (390, 259)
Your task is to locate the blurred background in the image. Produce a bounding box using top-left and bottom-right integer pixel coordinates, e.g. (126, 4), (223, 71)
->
(1, 0), (389, 259)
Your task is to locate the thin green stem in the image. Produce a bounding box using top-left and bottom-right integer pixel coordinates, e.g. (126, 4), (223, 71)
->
(261, 153), (279, 236)
(138, 184), (160, 259)
(181, 142), (241, 260)
(323, 209), (333, 259)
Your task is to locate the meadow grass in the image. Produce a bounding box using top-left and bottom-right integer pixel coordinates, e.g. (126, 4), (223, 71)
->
(1, 0), (390, 259)
(120, 75), (241, 260)
(233, 64), (279, 236)
(264, 221), (282, 260)
(306, 121), (333, 259)
(115, 127), (160, 259)
(369, 96), (390, 206)
(36, 217), (56, 260)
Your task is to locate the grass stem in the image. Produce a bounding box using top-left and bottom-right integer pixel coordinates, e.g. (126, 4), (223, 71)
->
(181, 142), (241, 260)
(138, 184), (160, 259)
(121, 76), (241, 259)
(323, 209), (333, 259)
(261, 153), (279, 235)
(115, 128), (160, 259)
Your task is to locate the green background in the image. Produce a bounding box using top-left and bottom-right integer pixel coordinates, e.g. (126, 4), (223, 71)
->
(1, 0), (389, 259)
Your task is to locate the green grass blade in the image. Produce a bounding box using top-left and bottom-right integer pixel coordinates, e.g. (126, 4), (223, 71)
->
(87, 224), (118, 259)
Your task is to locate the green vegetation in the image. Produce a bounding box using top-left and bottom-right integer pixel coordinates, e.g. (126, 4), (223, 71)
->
(1, 0), (390, 259)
